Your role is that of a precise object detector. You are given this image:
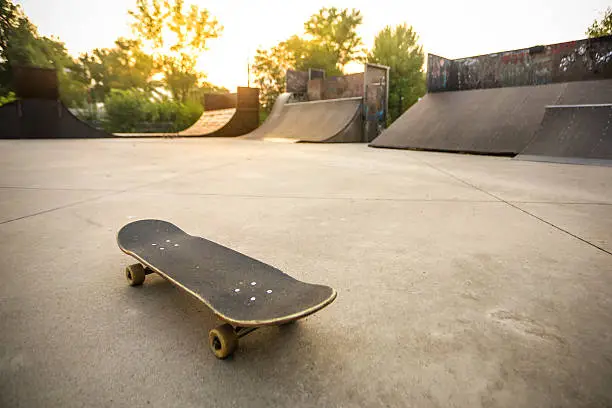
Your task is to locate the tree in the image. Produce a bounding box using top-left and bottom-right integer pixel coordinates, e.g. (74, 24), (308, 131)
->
(367, 24), (426, 124)
(80, 38), (158, 102)
(304, 7), (363, 69)
(284, 35), (343, 76)
(586, 7), (612, 37)
(252, 43), (293, 113)
(128, 0), (222, 102)
(0, 0), (19, 63)
(0, 1), (89, 106)
(252, 7), (361, 113)
(0, 0), (19, 92)
(0, 91), (16, 106)
(103, 88), (203, 133)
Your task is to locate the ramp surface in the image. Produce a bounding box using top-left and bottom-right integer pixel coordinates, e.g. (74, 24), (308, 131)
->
(115, 107), (258, 138)
(516, 104), (612, 166)
(242, 93), (291, 140)
(243, 97), (363, 143)
(179, 108), (236, 136)
(0, 99), (113, 139)
(370, 79), (612, 155)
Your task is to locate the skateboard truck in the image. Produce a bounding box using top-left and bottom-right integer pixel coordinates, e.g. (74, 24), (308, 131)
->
(126, 263), (260, 359)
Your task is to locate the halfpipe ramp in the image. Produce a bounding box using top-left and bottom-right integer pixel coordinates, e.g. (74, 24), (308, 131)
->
(0, 87), (259, 139)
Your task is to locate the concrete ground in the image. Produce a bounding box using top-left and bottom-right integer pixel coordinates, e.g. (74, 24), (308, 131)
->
(1, 138), (611, 408)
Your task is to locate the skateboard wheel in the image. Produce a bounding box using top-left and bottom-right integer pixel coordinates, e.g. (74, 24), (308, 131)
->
(125, 264), (146, 286)
(208, 324), (238, 359)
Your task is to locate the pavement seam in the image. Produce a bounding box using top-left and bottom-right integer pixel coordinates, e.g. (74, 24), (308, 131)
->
(416, 158), (612, 257)
(0, 192), (115, 225)
(0, 159), (246, 225)
(0, 186), (121, 192)
(2, 186), (611, 205)
(126, 191), (501, 202)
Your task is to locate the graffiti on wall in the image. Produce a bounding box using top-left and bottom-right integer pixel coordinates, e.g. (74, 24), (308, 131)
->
(427, 54), (453, 92)
(287, 69), (364, 99)
(428, 35), (612, 92)
(363, 64), (389, 141)
(322, 73), (365, 99)
(553, 35), (612, 81)
(286, 69), (309, 93)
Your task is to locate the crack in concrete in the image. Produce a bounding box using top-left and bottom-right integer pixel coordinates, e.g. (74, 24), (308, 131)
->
(418, 158), (612, 257)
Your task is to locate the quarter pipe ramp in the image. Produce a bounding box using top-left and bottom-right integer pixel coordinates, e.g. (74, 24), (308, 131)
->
(369, 79), (612, 155)
(0, 99), (113, 139)
(242, 96), (363, 143)
(516, 104), (612, 166)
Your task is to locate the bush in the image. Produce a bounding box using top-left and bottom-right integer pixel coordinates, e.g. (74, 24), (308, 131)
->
(104, 89), (148, 132)
(103, 89), (203, 133)
(175, 100), (203, 130)
(0, 92), (17, 107)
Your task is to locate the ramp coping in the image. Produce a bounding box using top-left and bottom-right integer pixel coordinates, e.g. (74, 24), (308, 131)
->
(545, 104), (612, 108)
(287, 96), (362, 106)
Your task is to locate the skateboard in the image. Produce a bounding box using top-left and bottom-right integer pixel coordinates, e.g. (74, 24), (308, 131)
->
(117, 219), (337, 359)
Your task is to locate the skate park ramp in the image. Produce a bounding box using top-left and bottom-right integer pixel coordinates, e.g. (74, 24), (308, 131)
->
(369, 79), (612, 155)
(0, 83), (259, 139)
(114, 108), (241, 138)
(242, 97), (363, 143)
(0, 99), (114, 139)
(241, 93), (291, 140)
(516, 104), (612, 166)
(115, 87), (259, 138)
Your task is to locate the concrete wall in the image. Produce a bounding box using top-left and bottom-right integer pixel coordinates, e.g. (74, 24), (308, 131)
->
(428, 35), (612, 92)
(288, 69), (365, 100)
(320, 73), (365, 100)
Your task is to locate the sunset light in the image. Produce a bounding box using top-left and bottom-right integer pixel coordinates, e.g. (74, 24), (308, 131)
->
(2, 0), (612, 403)
(14, 0), (610, 90)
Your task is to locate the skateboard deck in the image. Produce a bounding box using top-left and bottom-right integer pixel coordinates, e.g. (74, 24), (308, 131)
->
(117, 219), (337, 358)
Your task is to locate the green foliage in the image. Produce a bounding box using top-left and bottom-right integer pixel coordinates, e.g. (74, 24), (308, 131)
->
(185, 81), (228, 105)
(79, 38), (158, 102)
(103, 88), (203, 133)
(143, 98), (203, 130)
(129, 0), (222, 102)
(367, 24), (426, 124)
(0, 91), (16, 106)
(158, 53), (200, 103)
(259, 108), (268, 124)
(253, 43), (293, 113)
(104, 89), (149, 132)
(586, 7), (612, 37)
(0, 0), (89, 107)
(284, 35), (343, 76)
(0, 0), (19, 56)
(253, 7), (361, 112)
(304, 7), (363, 68)
(170, 99), (202, 130)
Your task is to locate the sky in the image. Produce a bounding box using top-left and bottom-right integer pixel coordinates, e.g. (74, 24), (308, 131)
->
(15, 0), (611, 91)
